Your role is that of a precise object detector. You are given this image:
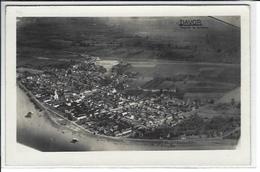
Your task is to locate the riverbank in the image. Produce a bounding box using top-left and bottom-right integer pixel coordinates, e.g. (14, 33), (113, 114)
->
(17, 82), (238, 151)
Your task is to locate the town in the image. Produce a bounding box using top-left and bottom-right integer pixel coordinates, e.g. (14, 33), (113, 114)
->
(17, 56), (240, 140)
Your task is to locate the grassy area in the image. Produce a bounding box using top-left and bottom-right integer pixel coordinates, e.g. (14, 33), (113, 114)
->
(17, 17), (240, 67)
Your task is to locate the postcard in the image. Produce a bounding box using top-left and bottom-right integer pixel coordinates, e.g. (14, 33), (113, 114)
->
(2, 4), (251, 167)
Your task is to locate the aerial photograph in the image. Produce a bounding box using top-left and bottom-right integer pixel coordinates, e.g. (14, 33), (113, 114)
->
(16, 17), (241, 151)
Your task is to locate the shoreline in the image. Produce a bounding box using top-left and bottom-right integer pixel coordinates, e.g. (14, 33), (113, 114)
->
(17, 81), (239, 150)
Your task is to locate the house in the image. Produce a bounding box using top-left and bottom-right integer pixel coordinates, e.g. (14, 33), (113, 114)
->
(115, 129), (132, 137)
(76, 116), (87, 124)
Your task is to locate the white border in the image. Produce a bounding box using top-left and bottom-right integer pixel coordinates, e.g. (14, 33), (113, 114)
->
(1, 2), (252, 168)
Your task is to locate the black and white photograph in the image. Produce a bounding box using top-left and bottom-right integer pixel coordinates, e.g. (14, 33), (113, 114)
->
(2, 4), (252, 167)
(16, 16), (241, 151)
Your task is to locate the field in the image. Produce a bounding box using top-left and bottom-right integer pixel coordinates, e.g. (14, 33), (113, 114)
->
(16, 17), (241, 150)
(17, 17), (240, 67)
(17, 17), (240, 97)
(124, 60), (240, 99)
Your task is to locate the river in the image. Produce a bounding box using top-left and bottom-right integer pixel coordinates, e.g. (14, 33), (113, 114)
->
(17, 84), (238, 151)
